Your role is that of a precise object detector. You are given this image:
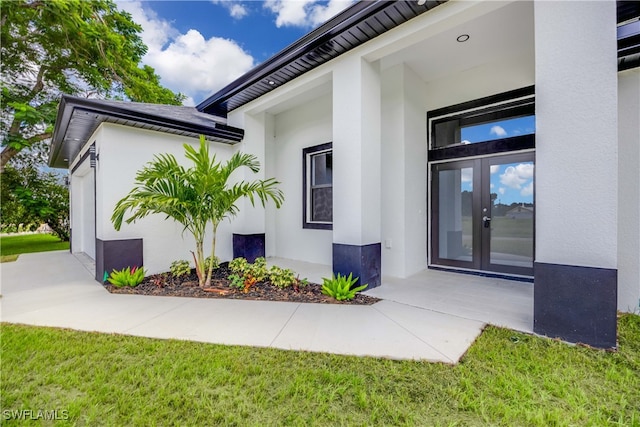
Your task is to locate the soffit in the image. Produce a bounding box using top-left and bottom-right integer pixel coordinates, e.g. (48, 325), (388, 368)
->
(197, 0), (448, 116)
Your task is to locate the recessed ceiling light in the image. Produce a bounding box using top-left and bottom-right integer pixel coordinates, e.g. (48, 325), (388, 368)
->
(457, 34), (470, 43)
(417, 0), (427, 5)
(267, 80), (276, 86)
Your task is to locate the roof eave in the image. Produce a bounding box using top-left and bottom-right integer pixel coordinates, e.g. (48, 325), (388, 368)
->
(48, 95), (244, 169)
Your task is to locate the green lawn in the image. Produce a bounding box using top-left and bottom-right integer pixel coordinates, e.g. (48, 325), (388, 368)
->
(2, 314), (638, 426)
(0, 233), (69, 258)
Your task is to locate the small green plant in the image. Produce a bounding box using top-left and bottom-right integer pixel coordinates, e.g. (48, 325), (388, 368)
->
(204, 256), (220, 272)
(321, 273), (367, 301)
(170, 260), (191, 278)
(229, 257), (249, 274)
(227, 257), (270, 293)
(107, 266), (146, 287)
(267, 265), (309, 290)
(248, 257), (268, 282)
(268, 266), (296, 288)
(227, 274), (245, 289)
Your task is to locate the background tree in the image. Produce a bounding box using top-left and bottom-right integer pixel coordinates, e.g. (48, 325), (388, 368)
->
(1, 160), (69, 240)
(111, 137), (284, 288)
(1, 0), (185, 171)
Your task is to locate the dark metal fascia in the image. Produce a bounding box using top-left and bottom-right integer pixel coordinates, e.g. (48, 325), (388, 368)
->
(49, 95), (245, 168)
(48, 96), (73, 168)
(66, 97), (244, 141)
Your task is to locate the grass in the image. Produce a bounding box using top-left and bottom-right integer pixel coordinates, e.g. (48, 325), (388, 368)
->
(2, 314), (638, 426)
(0, 233), (69, 258)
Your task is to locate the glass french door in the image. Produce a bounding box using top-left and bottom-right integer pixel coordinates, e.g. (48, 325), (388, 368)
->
(431, 152), (534, 276)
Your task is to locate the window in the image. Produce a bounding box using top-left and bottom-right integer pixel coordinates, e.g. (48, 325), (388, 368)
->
(428, 86), (535, 162)
(303, 143), (332, 229)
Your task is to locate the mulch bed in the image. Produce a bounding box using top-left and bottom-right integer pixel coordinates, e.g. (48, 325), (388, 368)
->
(103, 263), (380, 305)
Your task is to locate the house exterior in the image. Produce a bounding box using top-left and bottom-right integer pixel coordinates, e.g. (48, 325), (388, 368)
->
(49, 0), (640, 349)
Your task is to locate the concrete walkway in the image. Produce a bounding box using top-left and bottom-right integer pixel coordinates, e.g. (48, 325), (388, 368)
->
(1, 251), (488, 363)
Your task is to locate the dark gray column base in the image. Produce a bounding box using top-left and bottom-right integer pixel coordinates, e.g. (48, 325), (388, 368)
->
(232, 233), (265, 263)
(534, 262), (617, 349)
(332, 243), (381, 289)
(96, 238), (143, 283)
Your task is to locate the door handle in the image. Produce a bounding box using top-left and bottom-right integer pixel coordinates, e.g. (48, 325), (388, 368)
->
(482, 215), (492, 228)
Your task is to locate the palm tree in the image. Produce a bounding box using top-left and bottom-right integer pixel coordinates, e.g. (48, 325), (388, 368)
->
(111, 136), (284, 288)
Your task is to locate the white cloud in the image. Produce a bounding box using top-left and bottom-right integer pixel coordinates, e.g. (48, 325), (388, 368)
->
(521, 181), (534, 197)
(490, 165), (500, 174)
(499, 163), (534, 189)
(264, 0), (355, 28)
(211, 1), (249, 19)
(498, 187), (506, 195)
(490, 125), (507, 137)
(119, 1), (254, 105)
(461, 167), (473, 183)
(229, 3), (249, 19)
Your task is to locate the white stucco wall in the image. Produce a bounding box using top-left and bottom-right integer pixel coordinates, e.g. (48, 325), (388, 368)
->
(332, 55), (382, 247)
(381, 63), (429, 278)
(618, 69), (640, 313)
(93, 124), (237, 275)
(534, 1), (618, 269)
(70, 157), (95, 259)
(267, 93), (334, 265)
(231, 112), (269, 236)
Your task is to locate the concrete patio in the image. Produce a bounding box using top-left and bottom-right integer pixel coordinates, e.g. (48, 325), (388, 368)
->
(0, 251), (533, 364)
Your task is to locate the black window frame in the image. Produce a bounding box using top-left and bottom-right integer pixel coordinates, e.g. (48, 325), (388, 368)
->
(427, 86), (535, 162)
(302, 142), (333, 230)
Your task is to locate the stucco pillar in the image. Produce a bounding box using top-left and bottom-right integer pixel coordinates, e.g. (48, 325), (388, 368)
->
(332, 56), (382, 288)
(618, 69), (640, 314)
(533, 0), (618, 348)
(231, 112), (270, 262)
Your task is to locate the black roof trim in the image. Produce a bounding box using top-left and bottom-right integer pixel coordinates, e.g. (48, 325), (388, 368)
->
(618, 1), (640, 71)
(197, 0), (446, 116)
(197, 0), (639, 115)
(48, 95), (244, 168)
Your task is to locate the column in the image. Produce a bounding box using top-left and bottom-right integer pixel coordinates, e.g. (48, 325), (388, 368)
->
(232, 112), (268, 262)
(533, 0), (618, 347)
(332, 56), (382, 288)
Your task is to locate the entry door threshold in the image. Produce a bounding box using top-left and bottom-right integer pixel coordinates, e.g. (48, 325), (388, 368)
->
(427, 265), (534, 283)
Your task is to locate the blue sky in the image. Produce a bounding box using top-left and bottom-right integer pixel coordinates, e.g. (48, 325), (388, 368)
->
(118, 1), (355, 105)
(460, 116), (535, 205)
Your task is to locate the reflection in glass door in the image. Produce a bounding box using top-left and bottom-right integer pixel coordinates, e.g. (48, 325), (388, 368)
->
(432, 161), (478, 269)
(431, 153), (534, 276)
(482, 154), (534, 275)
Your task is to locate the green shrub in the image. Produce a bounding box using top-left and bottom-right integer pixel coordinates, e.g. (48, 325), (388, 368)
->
(227, 274), (245, 289)
(268, 266), (296, 288)
(268, 265), (309, 289)
(204, 255), (220, 272)
(108, 266), (146, 287)
(321, 273), (367, 301)
(170, 260), (191, 278)
(228, 257), (267, 282)
(248, 257), (268, 282)
(229, 257), (249, 274)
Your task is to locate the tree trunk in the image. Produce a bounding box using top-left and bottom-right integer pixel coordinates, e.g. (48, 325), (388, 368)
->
(0, 146), (19, 173)
(204, 224), (218, 288)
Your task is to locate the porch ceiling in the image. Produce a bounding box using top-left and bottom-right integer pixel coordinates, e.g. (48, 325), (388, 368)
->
(197, 0), (448, 116)
(379, 1), (534, 84)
